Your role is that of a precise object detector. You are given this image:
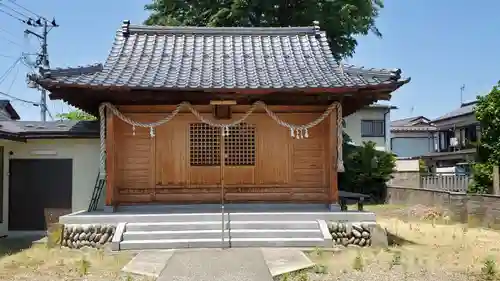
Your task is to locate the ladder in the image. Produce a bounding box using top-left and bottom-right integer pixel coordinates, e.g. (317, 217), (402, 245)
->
(88, 173), (106, 212)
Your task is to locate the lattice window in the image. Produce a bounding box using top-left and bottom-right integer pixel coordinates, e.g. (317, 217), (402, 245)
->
(189, 123), (221, 166)
(189, 123), (256, 166)
(225, 123), (256, 166)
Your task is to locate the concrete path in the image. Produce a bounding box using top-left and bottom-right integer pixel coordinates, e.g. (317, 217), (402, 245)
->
(122, 250), (175, 278)
(122, 248), (314, 280)
(261, 248), (315, 277)
(157, 248), (273, 281)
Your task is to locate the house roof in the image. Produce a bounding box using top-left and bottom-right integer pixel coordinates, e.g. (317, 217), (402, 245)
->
(391, 116), (428, 127)
(0, 100), (20, 120)
(391, 116), (436, 132)
(368, 104), (398, 109)
(432, 101), (477, 123)
(0, 120), (99, 141)
(35, 21), (409, 92)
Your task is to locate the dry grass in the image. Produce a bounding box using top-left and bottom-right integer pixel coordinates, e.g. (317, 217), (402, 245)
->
(305, 204), (500, 281)
(0, 238), (151, 281)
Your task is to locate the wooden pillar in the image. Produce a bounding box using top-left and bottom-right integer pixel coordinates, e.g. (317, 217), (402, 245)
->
(105, 108), (116, 207)
(327, 108), (339, 206)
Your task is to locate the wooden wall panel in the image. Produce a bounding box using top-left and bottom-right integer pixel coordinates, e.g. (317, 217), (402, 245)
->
(155, 115), (189, 185)
(286, 114), (326, 187)
(112, 105), (337, 204)
(224, 167), (255, 185)
(189, 167), (221, 185)
(254, 114), (289, 184)
(114, 114), (155, 203)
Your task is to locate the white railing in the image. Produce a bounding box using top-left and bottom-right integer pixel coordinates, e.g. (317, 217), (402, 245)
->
(420, 174), (469, 193)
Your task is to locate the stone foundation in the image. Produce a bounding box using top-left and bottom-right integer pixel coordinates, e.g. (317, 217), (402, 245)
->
(328, 222), (372, 247)
(61, 224), (116, 249)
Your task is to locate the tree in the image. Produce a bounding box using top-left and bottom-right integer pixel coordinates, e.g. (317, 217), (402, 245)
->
(469, 82), (500, 193)
(56, 110), (96, 121)
(339, 140), (395, 202)
(144, 0), (384, 60)
(475, 82), (500, 165)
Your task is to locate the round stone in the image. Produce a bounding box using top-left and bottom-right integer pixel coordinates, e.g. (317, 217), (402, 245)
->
(352, 229), (362, 238)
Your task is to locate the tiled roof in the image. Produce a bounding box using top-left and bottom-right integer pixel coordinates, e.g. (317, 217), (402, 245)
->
(432, 101), (477, 122)
(0, 120), (99, 139)
(391, 126), (436, 132)
(0, 100), (20, 120)
(391, 116), (435, 132)
(391, 116), (424, 127)
(36, 21), (409, 91)
(367, 104), (398, 109)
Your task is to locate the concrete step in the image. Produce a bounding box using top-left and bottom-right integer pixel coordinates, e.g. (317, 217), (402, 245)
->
(122, 229), (322, 241)
(126, 221), (223, 232)
(125, 220), (320, 232)
(231, 229), (322, 239)
(229, 221), (320, 230)
(62, 211), (375, 225)
(230, 237), (326, 248)
(123, 230), (229, 240)
(119, 237), (325, 250)
(120, 238), (229, 250)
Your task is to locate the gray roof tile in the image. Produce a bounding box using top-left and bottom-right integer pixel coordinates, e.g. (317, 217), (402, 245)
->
(37, 22), (408, 90)
(0, 120), (99, 138)
(391, 116), (436, 132)
(0, 100), (20, 120)
(391, 116), (423, 127)
(432, 101), (477, 122)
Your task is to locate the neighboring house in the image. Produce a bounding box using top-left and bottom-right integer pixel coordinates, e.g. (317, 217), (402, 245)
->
(0, 100), (20, 121)
(344, 104), (395, 151)
(390, 116), (436, 157)
(421, 101), (479, 168)
(0, 120), (99, 235)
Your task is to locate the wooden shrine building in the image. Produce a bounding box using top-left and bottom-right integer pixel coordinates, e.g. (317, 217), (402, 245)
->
(32, 21), (409, 210)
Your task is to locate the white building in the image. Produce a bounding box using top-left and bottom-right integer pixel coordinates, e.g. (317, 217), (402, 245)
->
(343, 104), (395, 151)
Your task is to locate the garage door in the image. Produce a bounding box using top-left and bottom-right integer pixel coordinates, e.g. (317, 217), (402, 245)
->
(9, 159), (72, 231)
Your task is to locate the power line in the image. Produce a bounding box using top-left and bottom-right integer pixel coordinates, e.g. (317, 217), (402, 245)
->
(0, 90), (38, 105)
(0, 7), (27, 24)
(5, 62), (19, 93)
(0, 26), (18, 39)
(0, 26), (26, 48)
(6, 0), (47, 21)
(0, 34), (23, 47)
(0, 3), (31, 20)
(0, 53), (17, 59)
(0, 57), (20, 85)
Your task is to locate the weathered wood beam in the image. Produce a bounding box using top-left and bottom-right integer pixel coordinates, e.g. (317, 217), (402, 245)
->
(105, 108), (116, 208)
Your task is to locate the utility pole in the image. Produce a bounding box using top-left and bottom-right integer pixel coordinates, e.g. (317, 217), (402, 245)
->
(25, 18), (58, 121)
(460, 84), (465, 106)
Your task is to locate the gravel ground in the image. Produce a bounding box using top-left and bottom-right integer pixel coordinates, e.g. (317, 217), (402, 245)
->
(295, 204), (500, 281)
(308, 265), (474, 281)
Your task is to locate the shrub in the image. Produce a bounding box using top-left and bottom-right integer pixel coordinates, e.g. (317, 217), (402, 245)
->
(339, 140), (396, 202)
(468, 162), (492, 194)
(419, 159), (428, 173)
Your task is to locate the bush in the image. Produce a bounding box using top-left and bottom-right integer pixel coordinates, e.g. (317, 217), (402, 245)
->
(339, 140), (396, 203)
(468, 162), (493, 194)
(419, 159), (428, 173)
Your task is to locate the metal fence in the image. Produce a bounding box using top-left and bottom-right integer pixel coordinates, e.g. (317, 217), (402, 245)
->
(420, 174), (469, 193)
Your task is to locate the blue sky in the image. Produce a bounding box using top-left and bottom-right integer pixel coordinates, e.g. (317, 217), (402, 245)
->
(0, 0), (498, 121)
